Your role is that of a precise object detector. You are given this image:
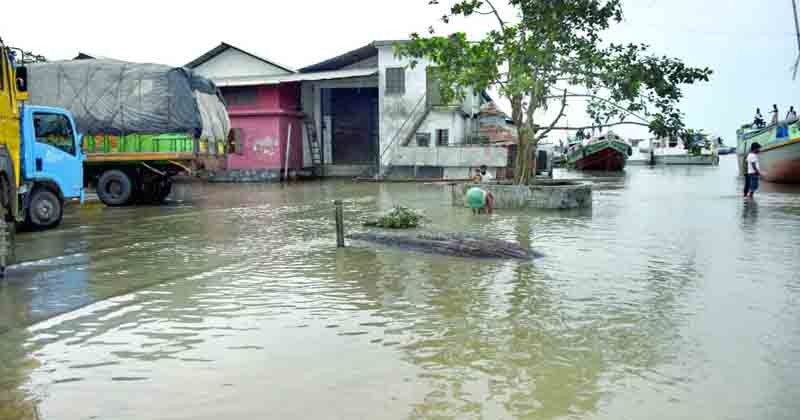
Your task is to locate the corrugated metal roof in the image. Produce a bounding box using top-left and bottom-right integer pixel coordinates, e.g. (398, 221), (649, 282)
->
(212, 68), (379, 87)
(299, 40), (409, 73)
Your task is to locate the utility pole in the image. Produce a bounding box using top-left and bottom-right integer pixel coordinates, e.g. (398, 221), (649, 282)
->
(792, 0), (800, 79)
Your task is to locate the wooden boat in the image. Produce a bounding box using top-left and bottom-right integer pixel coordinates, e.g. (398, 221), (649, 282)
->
(565, 132), (631, 171)
(737, 118), (800, 183)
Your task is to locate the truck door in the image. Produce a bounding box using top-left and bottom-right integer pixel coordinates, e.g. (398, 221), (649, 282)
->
(30, 111), (83, 200)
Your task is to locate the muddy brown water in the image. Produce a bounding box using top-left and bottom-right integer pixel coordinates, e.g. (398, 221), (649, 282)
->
(1, 156), (799, 419)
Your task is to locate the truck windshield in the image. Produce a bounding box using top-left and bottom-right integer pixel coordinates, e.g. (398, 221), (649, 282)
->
(34, 113), (76, 155)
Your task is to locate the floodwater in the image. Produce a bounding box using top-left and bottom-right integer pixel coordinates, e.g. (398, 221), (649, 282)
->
(1, 156), (799, 420)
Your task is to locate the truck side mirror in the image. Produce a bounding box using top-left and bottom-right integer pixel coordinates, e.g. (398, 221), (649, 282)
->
(16, 66), (27, 92)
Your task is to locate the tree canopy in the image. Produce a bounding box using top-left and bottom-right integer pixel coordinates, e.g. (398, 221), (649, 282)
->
(398, 0), (712, 182)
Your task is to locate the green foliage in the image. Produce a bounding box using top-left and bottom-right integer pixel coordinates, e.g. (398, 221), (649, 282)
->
(398, 0), (712, 183)
(680, 128), (710, 156)
(364, 205), (425, 229)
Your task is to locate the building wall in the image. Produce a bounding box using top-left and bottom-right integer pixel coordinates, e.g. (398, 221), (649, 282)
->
(377, 45), (482, 167)
(416, 109), (467, 146)
(193, 48), (290, 79)
(225, 83), (304, 171)
(299, 76), (379, 167)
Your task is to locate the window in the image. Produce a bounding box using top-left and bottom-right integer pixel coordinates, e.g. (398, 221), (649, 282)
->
(0, 52), (4, 91)
(223, 87), (257, 106)
(385, 67), (405, 95)
(34, 113), (75, 155)
(415, 132), (431, 147)
(229, 128), (244, 155)
(436, 129), (449, 146)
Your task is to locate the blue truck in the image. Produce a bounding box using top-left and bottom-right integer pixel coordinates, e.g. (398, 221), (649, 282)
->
(1, 38), (84, 274)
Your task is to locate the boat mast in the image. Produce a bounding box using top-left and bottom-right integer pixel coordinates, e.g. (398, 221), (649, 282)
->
(792, 0), (800, 79)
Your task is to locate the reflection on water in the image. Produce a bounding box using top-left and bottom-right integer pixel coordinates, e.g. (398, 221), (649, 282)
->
(0, 157), (799, 419)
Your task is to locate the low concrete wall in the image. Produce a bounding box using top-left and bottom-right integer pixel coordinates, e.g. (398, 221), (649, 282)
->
(452, 180), (592, 210)
(391, 146), (507, 167)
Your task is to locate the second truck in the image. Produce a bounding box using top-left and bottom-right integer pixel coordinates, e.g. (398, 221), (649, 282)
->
(26, 56), (229, 206)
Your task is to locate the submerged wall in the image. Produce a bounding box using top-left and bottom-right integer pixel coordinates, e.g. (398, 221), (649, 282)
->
(451, 181), (593, 210)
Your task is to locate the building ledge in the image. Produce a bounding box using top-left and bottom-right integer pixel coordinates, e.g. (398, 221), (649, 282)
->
(228, 109), (305, 118)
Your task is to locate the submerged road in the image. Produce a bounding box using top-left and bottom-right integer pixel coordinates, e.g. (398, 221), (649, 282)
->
(1, 157), (800, 419)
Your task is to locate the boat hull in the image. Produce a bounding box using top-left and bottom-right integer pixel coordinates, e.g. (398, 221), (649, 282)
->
(743, 138), (800, 183)
(567, 140), (630, 171)
(575, 147), (627, 170)
(737, 120), (800, 183)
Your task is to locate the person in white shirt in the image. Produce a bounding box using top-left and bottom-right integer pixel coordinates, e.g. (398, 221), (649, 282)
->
(787, 106), (797, 120)
(744, 143), (761, 199)
(479, 165), (494, 182)
(770, 104), (779, 126)
(753, 108), (765, 128)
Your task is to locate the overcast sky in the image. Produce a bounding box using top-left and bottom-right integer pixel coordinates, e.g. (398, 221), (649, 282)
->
(4, 0), (799, 141)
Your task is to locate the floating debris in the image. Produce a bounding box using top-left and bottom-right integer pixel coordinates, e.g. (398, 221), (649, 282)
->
(348, 231), (541, 260)
(363, 205), (425, 229)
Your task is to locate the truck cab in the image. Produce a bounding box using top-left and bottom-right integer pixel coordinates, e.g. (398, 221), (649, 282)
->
(20, 105), (84, 228)
(0, 38), (83, 231)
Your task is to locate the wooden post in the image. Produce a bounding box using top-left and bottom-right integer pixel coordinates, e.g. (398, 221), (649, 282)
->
(284, 123), (293, 182)
(334, 200), (345, 248)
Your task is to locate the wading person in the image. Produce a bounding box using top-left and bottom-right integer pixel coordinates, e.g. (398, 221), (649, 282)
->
(466, 186), (494, 215)
(479, 165), (494, 182)
(744, 142), (762, 200)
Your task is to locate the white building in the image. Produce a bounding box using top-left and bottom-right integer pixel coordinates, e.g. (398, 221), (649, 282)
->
(298, 40), (508, 179)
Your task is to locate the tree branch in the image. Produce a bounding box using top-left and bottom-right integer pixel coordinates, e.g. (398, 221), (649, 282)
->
(483, 0), (507, 31)
(545, 89), (651, 124)
(535, 90), (569, 141)
(546, 121), (651, 131)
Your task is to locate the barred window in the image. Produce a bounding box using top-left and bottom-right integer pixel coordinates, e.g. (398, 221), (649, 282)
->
(436, 129), (449, 146)
(416, 132), (431, 147)
(385, 67), (405, 95)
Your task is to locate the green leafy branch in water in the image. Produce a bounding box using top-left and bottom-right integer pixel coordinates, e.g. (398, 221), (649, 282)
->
(364, 205), (425, 229)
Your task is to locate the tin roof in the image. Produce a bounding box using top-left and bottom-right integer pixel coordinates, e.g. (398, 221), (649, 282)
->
(212, 68), (378, 87)
(299, 40), (408, 73)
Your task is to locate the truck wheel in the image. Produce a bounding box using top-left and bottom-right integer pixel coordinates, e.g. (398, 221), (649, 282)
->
(27, 189), (63, 230)
(97, 170), (134, 206)
(155, 180), (172, 203)
(138, 178), (172, 204)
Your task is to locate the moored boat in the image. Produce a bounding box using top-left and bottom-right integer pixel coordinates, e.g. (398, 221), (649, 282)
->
(565, 132), (631, 171)
(737, 118), (800, 183)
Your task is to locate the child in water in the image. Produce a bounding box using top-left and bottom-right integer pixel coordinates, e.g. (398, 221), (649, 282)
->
(744, 142), (761, 200)
(466, 187), (494, 215)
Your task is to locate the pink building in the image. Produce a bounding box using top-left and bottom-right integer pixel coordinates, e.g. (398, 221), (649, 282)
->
(187, 43), (304, 181)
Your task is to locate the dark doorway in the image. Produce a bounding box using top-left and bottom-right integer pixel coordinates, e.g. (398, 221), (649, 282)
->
(329, 88), (379, 165)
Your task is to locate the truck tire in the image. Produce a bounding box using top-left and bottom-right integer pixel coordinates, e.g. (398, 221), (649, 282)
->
(137, 177), (172, 204)
(27, 189), (63, 230)
(97, 170), (134, 206)
(154, 179), (172, 203)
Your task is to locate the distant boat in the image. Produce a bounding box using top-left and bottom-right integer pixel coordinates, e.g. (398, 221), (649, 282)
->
(716, 137), (736, 155)
(565, 132), (631, 171)
(737, 118), (800, 183)
(649, 135), (719, 166)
